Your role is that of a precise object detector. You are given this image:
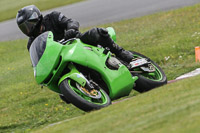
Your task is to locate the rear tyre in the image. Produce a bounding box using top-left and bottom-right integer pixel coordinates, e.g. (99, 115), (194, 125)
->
(130, 51), (167, 92)
(59, 79), (111, 111)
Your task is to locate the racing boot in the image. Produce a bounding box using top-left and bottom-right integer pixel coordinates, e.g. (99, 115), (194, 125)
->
(98, 28), (133, 63)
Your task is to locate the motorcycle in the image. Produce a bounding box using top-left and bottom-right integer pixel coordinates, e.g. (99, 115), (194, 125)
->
(29, 27), (167, 111)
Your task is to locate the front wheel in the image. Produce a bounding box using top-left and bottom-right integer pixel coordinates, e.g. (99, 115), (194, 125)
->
(130, 51), (167, 92)
(59, 79), (111, 111)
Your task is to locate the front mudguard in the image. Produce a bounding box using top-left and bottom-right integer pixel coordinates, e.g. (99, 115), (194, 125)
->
(58, 63), (87, 86)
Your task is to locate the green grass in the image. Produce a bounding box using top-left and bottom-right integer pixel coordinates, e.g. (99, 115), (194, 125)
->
(0, 0), (83, 22)
(1, 3), (200, 133)
(34, 75), (200, 133)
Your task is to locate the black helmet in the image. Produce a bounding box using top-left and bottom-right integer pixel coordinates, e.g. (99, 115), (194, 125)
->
(16, 5), (43, 37)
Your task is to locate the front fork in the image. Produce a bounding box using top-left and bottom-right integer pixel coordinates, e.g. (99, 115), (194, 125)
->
(58, 63), (101, 98)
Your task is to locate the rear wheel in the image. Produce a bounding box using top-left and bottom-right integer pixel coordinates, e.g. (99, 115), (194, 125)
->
(59, 79), (111, 111)
(130, 51), (167, 92)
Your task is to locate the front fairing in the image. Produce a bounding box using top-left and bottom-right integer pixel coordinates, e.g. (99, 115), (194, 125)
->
(30, 32), (63, 85)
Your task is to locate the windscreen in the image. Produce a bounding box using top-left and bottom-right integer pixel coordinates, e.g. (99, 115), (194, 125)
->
(29, 31), (49, 67)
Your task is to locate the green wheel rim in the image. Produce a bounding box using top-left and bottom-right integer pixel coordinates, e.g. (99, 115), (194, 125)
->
(68, 80), (108, 105)
(133, 55), (163, 81)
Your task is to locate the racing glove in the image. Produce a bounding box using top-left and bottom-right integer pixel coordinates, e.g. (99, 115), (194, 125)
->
(64, 29), (81, 40)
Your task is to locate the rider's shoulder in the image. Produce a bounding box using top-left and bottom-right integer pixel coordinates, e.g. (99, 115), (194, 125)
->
(46, 11), (65, 22)
(48, 11), (62, 17)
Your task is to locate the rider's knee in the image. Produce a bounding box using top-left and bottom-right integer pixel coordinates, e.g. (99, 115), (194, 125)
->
(97, 28), (109, 37)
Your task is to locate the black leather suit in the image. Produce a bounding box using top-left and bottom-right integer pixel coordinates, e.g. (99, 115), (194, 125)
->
(27, 11), (133, 63)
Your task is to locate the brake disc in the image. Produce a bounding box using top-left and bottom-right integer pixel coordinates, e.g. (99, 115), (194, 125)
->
(76, 83), (102, 99)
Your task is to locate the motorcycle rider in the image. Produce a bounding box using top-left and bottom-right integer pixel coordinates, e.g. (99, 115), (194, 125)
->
(16, 5), (133, 63)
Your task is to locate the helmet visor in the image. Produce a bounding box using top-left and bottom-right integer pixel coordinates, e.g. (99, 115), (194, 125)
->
(18, 12), (40, 36)
(18, 21), (36, 36)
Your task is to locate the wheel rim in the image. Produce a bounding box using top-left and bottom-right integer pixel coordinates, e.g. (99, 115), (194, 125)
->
(68, 80), (108, 105)
(147, 64), (163, 81)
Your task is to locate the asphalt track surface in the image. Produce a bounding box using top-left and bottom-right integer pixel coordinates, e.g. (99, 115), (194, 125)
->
(0, 0), (200, 42)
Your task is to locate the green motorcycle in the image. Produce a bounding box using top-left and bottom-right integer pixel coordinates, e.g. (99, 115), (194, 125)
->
(29, 27), (167, 111)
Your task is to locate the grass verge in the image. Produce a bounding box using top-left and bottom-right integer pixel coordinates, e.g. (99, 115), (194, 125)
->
(1, 3), (200, 133)
(34, 75), (200, 133)
(0, 0), (83, 22)
(0, 40), (85, 133)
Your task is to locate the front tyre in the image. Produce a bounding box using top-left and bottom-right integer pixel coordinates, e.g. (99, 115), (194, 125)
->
(59, 79), (111, 111)
(59, 94), (71, 104)
(130, 51), (167, 92)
